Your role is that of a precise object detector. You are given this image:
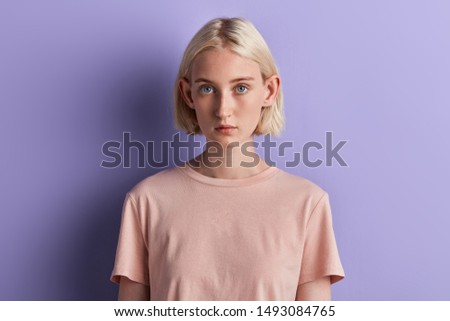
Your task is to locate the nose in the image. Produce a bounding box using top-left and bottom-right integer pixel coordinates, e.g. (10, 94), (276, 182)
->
(214, 91), (233, 119)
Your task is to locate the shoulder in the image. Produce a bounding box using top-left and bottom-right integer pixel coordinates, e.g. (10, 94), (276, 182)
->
(127, 166), (185, 200)
(270, 168), (330, 217)
(274, 168), (327, 198)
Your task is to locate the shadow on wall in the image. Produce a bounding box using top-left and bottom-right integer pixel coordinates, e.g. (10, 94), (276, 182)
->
(50, 58), (182, 300)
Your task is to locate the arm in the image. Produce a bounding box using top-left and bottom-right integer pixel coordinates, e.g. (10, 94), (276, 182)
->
(118, 276), (150, 301)
(295, 276), (331, 301)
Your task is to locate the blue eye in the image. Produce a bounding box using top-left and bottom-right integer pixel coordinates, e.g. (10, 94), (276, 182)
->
(200, 85), (214, 94)
(235, 85), (248, 94)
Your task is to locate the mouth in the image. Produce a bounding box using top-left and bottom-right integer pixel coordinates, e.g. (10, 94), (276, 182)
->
(215, 125), (237, 130)
(215, 125), (237, 134)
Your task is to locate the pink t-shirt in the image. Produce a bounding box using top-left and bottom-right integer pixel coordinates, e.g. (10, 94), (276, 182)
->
(111, 165), (344, 300)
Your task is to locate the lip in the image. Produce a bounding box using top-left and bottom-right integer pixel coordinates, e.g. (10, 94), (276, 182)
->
(215, 125), (237, 129)
(215, 125), (237, 134)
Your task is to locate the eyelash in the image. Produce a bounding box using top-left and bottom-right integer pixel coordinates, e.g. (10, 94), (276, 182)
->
(235, 85), (248, 94)
(198, 84), (249, 95)
(199, 85), (214, 94)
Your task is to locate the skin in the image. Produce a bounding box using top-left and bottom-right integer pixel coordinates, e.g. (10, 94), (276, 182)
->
(296, 277), (331, 300)
(118, 47), (331, 300)
(179, 47), (279, 179)
(118, 277), (149, 301)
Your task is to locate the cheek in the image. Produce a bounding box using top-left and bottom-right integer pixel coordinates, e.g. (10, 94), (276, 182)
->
(238, 104), (263, 128)
(241, 94), (264, 115)
(246, 87), (266, 106)
(194, 108), (210, 123)
(193, 104), (214, 129)
(191, 95), (208, 114)
(193, 94), (215, 110)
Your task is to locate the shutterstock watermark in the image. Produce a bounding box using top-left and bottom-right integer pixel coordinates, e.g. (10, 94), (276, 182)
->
(100, 132), (349, 169)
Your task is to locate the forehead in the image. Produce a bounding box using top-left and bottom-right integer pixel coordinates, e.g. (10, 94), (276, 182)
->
(190, 48), (262, 81)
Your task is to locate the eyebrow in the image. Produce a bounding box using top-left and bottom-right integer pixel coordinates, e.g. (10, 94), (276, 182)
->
(194, 77), (255, 84)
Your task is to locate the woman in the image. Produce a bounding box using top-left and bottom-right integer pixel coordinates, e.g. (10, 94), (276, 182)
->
(111, 17), (344, 300)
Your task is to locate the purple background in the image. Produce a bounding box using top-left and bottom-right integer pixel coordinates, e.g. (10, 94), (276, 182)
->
(1, 1), (449, 300)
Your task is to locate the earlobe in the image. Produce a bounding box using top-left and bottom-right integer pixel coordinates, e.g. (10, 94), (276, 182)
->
(179, 77), (195, 109)
(263, 75), (281, 107)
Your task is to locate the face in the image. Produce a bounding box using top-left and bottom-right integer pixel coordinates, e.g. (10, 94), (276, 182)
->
(180, 48), (279, 146)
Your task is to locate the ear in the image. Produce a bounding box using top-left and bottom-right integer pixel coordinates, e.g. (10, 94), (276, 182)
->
(263, 74), (281, 107)
(178, 77), (195, 109)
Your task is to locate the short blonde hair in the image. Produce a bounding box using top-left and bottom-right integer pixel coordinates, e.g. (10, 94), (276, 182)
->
(173, 17), (284, 136)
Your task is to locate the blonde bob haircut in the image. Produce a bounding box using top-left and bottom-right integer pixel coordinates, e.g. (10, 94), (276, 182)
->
(174, 17), (284, 136)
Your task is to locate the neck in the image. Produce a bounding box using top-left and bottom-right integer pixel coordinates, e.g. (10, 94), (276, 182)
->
(188, 139), (269, 179)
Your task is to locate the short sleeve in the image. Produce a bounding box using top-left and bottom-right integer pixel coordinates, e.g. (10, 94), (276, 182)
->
(298, 193), (345, 285)
(110, 193), (149, 286)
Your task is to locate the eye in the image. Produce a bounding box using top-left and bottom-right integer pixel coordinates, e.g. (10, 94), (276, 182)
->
(235, 84), (248, 94)
(199, 85), (214, 94)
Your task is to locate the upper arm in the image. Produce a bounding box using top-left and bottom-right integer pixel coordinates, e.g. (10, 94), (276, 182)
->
(295, 276), (331, 301)
(118, 276), (150, 301)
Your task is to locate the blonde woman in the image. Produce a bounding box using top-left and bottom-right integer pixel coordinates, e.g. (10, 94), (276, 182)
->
(111, 17), (344, 301)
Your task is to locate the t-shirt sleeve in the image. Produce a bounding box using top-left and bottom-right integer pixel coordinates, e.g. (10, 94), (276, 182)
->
(298, 192), (345, 285)
(110, 193), (149, 286)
